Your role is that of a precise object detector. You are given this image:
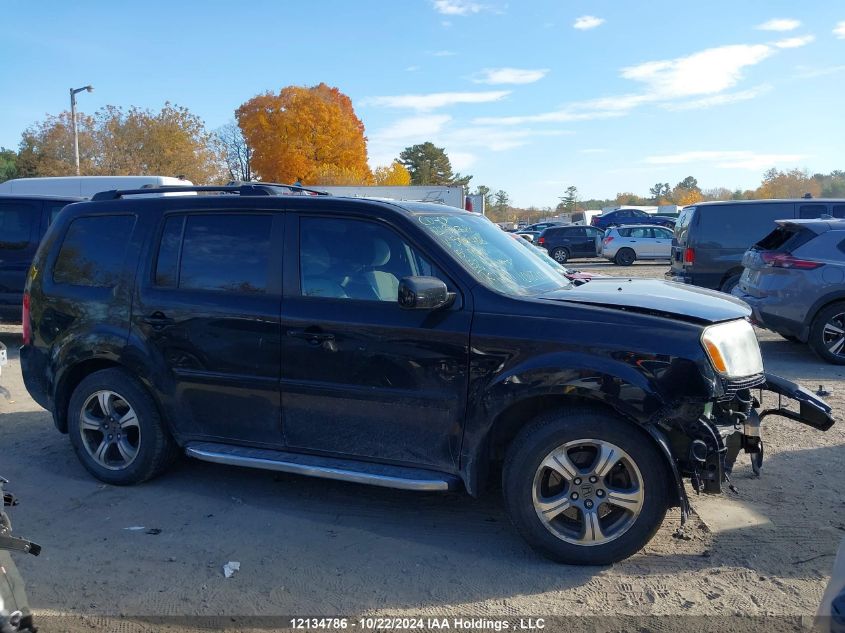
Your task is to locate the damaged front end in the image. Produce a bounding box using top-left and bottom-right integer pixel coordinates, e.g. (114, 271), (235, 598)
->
(675, 373), (834, 497)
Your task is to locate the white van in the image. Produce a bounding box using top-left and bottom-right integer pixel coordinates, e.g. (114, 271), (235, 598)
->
(0, 176), (195, 198)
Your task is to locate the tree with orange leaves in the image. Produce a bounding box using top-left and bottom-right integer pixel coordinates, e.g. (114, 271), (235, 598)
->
(236, 83), (372, 185)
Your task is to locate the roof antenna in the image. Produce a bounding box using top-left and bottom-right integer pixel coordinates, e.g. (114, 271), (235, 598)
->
(802, 192), (813, 199)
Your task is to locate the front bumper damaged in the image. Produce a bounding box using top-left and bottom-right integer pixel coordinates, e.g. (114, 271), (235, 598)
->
(759, 372), (835, 432)
(686, 372), (834, 497)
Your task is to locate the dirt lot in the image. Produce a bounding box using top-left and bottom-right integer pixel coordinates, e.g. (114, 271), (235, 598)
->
(1, 261), (843, 632)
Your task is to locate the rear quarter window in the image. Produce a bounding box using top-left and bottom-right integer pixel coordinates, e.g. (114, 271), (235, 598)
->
(53, 215), (136, 287)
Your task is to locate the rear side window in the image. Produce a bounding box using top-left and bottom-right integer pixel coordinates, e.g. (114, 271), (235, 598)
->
(617, 228), (632, 237)
(0, 201), (37, 249)
(700, 203), (794, 249)
(832, 205), (845, 219)
(53, 215), (136, 287)
(154, 214), (272, 294)
(754, 225), (814, 252)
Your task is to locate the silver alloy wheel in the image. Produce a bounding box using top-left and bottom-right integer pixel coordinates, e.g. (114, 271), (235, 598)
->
(532, 439), (644, 546)
(552, 249), (568, 263)
(822, 312), (845, 356)
(79, 390), (141, 470)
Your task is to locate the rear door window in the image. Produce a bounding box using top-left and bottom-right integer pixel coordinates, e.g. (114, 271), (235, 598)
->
(0, 201), (38, 249)
(154, 214), (273, 294)
(833, 205), (845, 219)
(53, 215), (136, 286)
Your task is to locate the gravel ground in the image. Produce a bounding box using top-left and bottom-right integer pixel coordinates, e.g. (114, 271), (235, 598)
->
(1, 261), (843, 632)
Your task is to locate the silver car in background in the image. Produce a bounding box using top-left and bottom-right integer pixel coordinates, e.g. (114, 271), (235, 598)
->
(600, 225), (674, 265)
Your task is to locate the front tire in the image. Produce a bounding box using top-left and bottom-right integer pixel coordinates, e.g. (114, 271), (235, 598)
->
(614, 248), (636, 266)
(809, 302), (845, 365)
(502, 406), (669, 565)
(68, 368), (178, 485)
(550, 247), (570, 264)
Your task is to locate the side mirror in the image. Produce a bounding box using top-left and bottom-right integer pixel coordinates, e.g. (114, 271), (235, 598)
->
(398, 276), (454, 311)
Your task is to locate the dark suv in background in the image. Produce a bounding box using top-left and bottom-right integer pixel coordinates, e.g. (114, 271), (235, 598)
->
(667, 199), (845, 293)
(20, 184), (833, 565)
(0, 194), (81, 322)
(733, 219), (845, 364)
(537, 225), (605, 263)
(590, 208), (675, 231)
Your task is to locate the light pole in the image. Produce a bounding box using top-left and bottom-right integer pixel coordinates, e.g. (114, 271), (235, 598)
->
(69, 85), (93, 176)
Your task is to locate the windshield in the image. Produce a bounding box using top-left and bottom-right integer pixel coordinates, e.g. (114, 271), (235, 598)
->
(418, 213), (570, 296)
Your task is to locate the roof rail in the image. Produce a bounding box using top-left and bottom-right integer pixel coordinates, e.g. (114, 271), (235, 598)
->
(90, 184), (283, 201)
(226, 181), (330, 196)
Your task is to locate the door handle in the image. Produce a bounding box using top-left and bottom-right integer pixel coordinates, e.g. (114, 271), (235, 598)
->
(287, 329), (335, 345)
(142, 311), (174, 327)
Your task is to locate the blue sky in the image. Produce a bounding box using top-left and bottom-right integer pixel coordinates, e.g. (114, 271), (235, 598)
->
(1, 0), (844, 206)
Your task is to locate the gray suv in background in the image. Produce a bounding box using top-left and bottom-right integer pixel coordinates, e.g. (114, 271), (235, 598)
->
(733, 219), (845, 364)
(667, 199), (845, 293)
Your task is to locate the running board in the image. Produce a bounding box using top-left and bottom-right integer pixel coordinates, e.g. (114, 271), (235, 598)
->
(185, 442), (459, 492)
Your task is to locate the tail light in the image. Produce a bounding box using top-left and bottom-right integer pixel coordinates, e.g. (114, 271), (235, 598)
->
(603, 237), (614, 246)
(590, 217), (597, 226)
(761, 252), (823, 270)
(22, 292), (31, 345)
(465, 198), (473, 212)
(683, 247), (695, 265)
(538, 236), (545, 246)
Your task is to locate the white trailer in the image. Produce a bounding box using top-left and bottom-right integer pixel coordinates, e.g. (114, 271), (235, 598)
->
(316, 185), (465, 209)
(0, 176), (195, 198)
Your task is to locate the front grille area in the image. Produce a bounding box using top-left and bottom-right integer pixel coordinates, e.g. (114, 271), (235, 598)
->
(719, 374), (765, 401)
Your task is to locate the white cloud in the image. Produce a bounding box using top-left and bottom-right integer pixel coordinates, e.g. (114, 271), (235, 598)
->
(573, 15), (604, 30)
(448, 151), (477, 171)
(473, 94), (647, 126)
(472, 67), (549, 85)
(664, 85), (772, 110)
(431, 50), (457, 57)
(405, 65), (420, 72)
(364, 90), (510, 111)
(474, 42), (786, 127)
(793, 64), (845, 79)
(579, 148), (609, 154)
(372, 115), (452, 141)
(774, 35), (815, 49)
(835, 22), (845, 39)
(756, 18), (801, 32)
(621, 44), (773, 98)
(432, 0), (484, 16)
(645, 150), (807, 170)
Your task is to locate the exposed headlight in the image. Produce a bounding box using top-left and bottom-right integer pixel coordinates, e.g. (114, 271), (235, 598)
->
(701, 319), (763, 377)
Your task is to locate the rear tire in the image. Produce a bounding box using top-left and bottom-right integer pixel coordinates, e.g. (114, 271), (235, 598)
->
(614, 248), (636, 266)
(68, 368), (178, 485)
(502, 406), (669, 565)
(720, 274), (741, 294)
(809, 302), (845, 365)
(551, 248), (570, 264)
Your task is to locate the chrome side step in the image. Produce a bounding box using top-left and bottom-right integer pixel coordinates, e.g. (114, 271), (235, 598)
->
(185, 442), (459, 492)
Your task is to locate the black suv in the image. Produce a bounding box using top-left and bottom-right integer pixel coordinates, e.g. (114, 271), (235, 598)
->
(537, 225), (605, 263)
(590, 208), (675, 231)
(20, 184), (834, 564)
(0, 194), (81, 322)
(667, 199), (845, 293)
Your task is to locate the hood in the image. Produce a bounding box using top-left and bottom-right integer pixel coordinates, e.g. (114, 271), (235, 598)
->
(538, 278), (751, 324)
